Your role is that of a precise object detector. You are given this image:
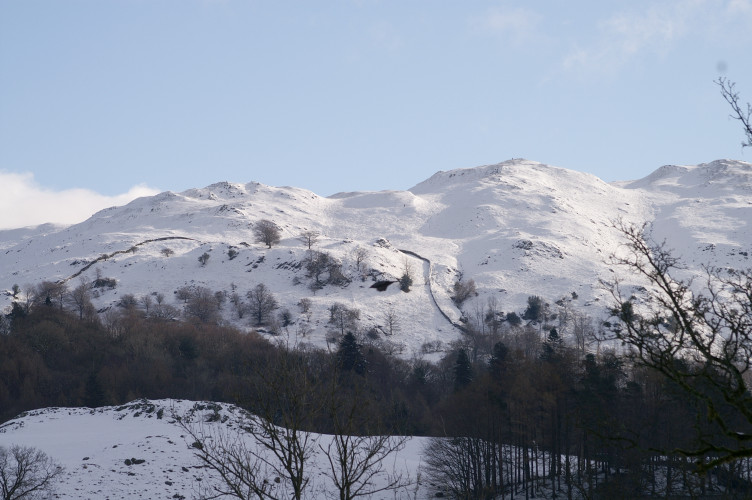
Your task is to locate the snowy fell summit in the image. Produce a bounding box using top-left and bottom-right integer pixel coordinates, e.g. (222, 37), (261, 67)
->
(2, 158), (751, 355)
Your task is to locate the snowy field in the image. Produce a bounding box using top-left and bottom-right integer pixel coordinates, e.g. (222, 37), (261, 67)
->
(0, 399), (429, 500)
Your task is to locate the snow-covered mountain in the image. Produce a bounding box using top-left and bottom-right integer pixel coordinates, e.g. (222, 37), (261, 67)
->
(2, 158), (751, 355)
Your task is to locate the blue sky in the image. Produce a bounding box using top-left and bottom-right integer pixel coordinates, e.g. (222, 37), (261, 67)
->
(1, 0), (751, 229)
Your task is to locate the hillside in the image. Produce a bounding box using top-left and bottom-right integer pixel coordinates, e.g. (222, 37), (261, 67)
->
(2, 158), (751, 355)
(0, 399), (426, 499)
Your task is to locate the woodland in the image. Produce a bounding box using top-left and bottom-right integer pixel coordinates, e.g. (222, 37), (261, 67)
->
(2, 264), (752, 500)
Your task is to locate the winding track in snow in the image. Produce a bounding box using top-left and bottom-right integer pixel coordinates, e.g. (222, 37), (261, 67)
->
(398, 249), (465, 333)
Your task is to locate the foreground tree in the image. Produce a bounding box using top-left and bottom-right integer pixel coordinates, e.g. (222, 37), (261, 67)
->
(182, 351), (321, 500)
(0, 445), (63, 500)
(606, 222), (752, 469)
(321, 378), (409, 500)
(423, 436), (497, 500)
(180, 419), (279, 500)
(716, 77), (752, 148)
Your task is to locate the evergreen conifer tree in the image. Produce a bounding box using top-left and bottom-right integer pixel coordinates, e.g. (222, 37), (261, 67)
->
(337, 332), (366, 375)
(488, 341), (508, 380)
(453, 348), (473, 391)
(84, 372), (107, 408)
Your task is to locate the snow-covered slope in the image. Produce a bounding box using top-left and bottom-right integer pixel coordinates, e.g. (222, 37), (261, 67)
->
(0, 399), (427, 499)
(2, 159), (751, 354)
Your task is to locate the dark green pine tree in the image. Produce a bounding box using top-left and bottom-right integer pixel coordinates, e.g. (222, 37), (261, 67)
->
(8, 302), (26, 320)
(488, 341), (508, 381)
(541, 327), (563, 362)
(523, 295), (544, 321)
(336, 332), (366, 375)
(84, 372), (107, 408)
(454, 348), (473, 391)
(399, 272), (413, 292)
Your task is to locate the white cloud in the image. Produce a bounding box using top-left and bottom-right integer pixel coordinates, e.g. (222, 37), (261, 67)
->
(0, 171), (160, 230)
(561, 1), (696, 75)
(471, 6), (541, 45)
(560, 0), (752, 76)
(726, 0), (752, 14)
(368, 22), (403, 51)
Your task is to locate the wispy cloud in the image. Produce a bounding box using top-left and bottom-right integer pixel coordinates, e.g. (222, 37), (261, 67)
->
(368, 22), (404, 51)
(561, 0), (752, 76)
(471, 6), (541, 45)
(562, 2), (693, 75)
(726, 0), (752, 14)
(0, 171), (159, 230)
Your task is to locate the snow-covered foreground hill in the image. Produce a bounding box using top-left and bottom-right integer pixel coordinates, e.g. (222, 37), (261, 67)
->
(2, 158), (751, 355)
(0, 399), (427, 500)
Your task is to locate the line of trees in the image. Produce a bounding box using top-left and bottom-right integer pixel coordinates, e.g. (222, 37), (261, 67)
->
(4, 290), (752, 498)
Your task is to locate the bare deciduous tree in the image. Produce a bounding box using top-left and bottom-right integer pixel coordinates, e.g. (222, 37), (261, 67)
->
(298, 298), (312, 314)
(176, 286), (193, 303)
(320, 380), (409, 500)
(485, 295), (502, 335)
(0, 445), (64, 500)
(118, 293), (138, 310)
(297, 231), (320, 251)
(67, 278), (93, 320)
(18, 285), (35, 315)
(423, 436), (498, 499)
(717, 77), (752, 148)
(329, 303), (360, 337)
(247, 352), (323, 500)
(184, 286), (221, 324)
(254, 220), (281, 249)
(353, 247), (368, 274)
(140, 295), (153, 315)
(149, 302), (180, 322)
(305, 251), (349, 289)
(571, 310), (594, 355)
(298, 298), (313, 323)
(37, 281), (68, 310)
(382, 306), (400, 336)
(246, 284), (278, 327)
(451, 278), (477, 308)
(605, 221), (752, 469)
(179, 421), (278, 500)
(230, 292), (248, 319)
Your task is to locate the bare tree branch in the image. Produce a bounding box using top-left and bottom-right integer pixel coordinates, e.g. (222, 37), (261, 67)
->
(716, 77), (752, 148)
(0, 445), (64, 500)
(604, 221), (752, 470)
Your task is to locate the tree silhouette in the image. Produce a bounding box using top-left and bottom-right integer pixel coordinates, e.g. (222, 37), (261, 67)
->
(254, 220), (281, 249)
(337, 332), (365, 375)
(453, 348), (473, 391)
